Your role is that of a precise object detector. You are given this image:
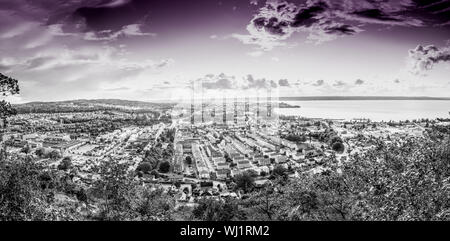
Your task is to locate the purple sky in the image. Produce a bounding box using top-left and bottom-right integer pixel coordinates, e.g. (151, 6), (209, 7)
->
(0, 0), (449, 103)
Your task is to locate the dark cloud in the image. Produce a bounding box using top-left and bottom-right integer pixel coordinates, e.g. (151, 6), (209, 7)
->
(324, 24), (359, 35)
(394, 79), (400, 83)
(355, 79), (365, 85)
(278, 78), (290, 86)
(238, 0), (450, 48)
(352, 9), (401, 22)
(73, 0), (152, 32)
(290, 1), (328, 28)
(408, 44), (450, 74)
(252, 16), (291, 36)
(312, 79), (324, 86)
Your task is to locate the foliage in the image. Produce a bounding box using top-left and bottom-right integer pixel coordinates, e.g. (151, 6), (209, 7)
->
(136, 162), (152, 174)
(192, 198), (244, 221)
(270, 165), (288, 181)
(234, 171), (255, 193)
(331, 142), (345, 152)
(0, 157), (49, 220)
(58, 157), (72, 171)
(242, 136), (450, 221)
(158, 161), (171, 173)
(91, 159), (177, 221)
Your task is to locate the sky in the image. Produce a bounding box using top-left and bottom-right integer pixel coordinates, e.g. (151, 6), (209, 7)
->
(0, 0), (449, 103)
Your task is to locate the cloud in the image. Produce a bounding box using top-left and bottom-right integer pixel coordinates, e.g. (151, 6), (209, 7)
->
(312, 79), (325, 86)
(408, 44), (450, 75)
(200, 73), (236, 90)
(355, 79), (364, 85)
(237, 0), (449, 49)
(0, 45), (173, 101)
(394, 79), (400, 83)
(0, 22), (38, 39)
(84, 24), (156, 41)
(333, 80), (347, 87)
(247, 51), (265, 57)
(250, 0), (260, 6)
(232, 1), (298, 50)
(96, 0), (132, 8)
(104, 86), (130, 91)
(243, 74), (277, 89)
(278, 78), (290, 86)
(196, 73), (280, 90)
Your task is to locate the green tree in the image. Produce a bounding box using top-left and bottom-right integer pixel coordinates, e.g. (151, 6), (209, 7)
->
(192, 198), (243, 221)
(331, 142), (345, 153)
(91, 159), (135, 220)
(234, 171), (255, 193)
(0, 157), (49, 220)
(158, 161), (171, 173)
(58, 157), (72, 171)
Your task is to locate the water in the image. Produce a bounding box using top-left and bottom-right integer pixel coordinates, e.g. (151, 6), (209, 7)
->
(275, 100), (450, 121)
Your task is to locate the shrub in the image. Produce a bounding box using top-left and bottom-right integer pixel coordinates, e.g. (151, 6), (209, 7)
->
(158, 161), (171, 173)
(58, 157), (72, 171)
(331, 142), (345, 153)
(136, 162), (152, 174)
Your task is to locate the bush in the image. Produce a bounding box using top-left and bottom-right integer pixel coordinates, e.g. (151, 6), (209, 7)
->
(136, 162), (152, 174)
(192, 198), (242, 221)
(329, 135), (343, 145)
(48, 150), (61, 160)
(185, 156), (192, 165)
(331, 142), (345, 153)
(271, 165), (288, 180)
(158, 161), (171, 173)
(58, 157), (72, 171)
(234, 172), (255, 193)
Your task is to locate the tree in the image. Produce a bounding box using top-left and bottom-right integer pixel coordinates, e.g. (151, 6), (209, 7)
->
(136, 162), (152, 174)
(150, 169), (160, 178)
(91, 159), (135, 220)
(48, 150), (61, 159)
(131, 187), (176, 221)
(0, 73), (20, 122)
(329, 135), (343, 145)
(58, 157), (72, 171)
(234, 171), (255, 193)
(21, 145), (31, 154)
(1, 73), (19, 157)
(35, 148), (45, 158)
(271, 165), (288, 181)
(185, 156), (192, 165)
(331, 142), (345, 153)
(192, 198), (243, 221)
(245, 136), (450, 221)
(241, 184), (286, 220)
(158, 161), (171, 173)
(0, 157), (49, 220)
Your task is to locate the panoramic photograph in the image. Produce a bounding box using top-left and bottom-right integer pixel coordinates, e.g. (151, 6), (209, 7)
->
(0, 0), (450, 226)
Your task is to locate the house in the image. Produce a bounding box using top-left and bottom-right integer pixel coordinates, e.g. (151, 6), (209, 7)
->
(237, 160), (252, 169)
(216, 169), (231, 179)
(216, 162), (230, 170)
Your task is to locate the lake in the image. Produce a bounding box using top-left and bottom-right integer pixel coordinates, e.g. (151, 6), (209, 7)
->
(275, 100), (450, 121)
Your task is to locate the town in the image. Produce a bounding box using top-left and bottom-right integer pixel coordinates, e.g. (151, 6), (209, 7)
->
(2, 98), (448, 218)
